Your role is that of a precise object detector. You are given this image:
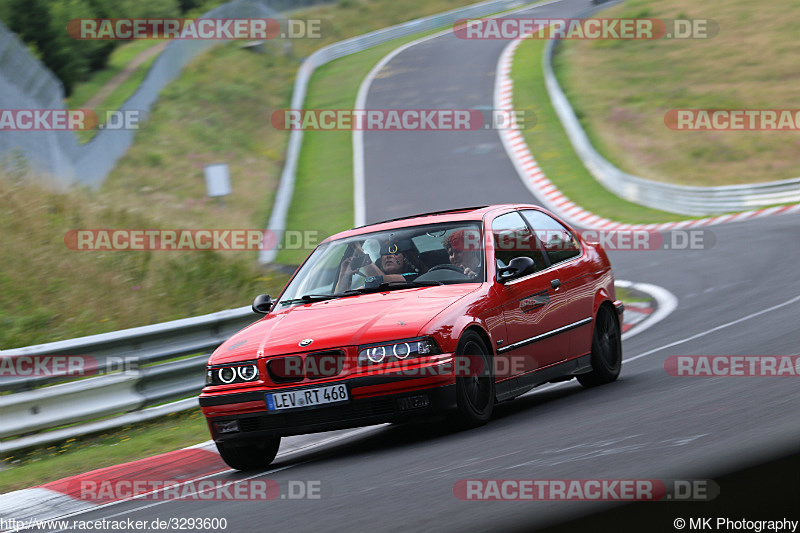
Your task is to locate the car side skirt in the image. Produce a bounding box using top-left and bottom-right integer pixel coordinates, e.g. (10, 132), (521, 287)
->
(495, 354), (592, 402)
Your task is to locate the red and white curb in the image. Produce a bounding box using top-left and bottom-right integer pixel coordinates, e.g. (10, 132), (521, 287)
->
(621, 302), (652, 334)
(616, 280), (678, 341)
(494, 37), (800, 231)
(0, 427), (384, 528)
(0, 443), (226, 529)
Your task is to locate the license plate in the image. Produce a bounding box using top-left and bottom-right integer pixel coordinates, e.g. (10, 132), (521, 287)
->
(266, 384), (349, 411)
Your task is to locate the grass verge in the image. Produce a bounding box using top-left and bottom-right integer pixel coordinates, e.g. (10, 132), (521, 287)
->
(0, 409), (209, 493)
(616, 286), (650, 305)
(554, 0), (800, 186)
(0, 175), (288, 347)
(67, 40), (167, 111)
(512, 36), (692, 224)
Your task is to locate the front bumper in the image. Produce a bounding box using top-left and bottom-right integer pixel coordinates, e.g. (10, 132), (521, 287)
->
(200, 374), (457, 440)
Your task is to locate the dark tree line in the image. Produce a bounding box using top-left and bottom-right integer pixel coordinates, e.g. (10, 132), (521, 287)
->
(1, 0), (209, 96)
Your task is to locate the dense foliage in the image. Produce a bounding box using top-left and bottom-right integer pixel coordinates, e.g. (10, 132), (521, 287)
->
(0, 0), (211, 95)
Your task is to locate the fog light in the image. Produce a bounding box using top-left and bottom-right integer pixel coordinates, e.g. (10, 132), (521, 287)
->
(213, 420), (240, 434)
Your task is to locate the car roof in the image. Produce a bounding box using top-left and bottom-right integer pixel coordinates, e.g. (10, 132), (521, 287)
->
(323, 204), (544, 242)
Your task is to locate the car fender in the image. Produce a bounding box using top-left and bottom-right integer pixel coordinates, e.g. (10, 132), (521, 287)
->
(422, 310), (495, 357)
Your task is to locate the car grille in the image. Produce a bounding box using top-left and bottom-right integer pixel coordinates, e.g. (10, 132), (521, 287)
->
(266, 351), (345, 383)
(305, 351), (345, 380)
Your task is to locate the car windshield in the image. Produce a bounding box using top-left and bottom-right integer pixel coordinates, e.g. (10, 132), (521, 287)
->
(277, 221), (484, 307)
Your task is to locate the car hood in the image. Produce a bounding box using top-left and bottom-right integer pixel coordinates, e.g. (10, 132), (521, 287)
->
(210, 285), (480, 364)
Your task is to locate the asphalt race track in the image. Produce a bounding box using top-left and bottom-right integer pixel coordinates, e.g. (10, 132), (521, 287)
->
(43, 0), (800, 531)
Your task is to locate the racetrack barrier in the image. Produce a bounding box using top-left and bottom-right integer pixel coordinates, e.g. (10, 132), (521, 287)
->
(0, 306), (256, 453)
(542, 2), (800, 216)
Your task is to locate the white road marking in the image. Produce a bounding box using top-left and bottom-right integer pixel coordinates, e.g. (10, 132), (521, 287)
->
(624, 292), (800, 365)
(531, 288), (800, 398)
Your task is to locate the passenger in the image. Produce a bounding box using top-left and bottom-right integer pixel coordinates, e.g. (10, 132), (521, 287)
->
(444, 229), (482, 278)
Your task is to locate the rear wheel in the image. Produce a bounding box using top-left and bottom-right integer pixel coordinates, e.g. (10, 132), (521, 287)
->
(577, 305), (622, 387)
(451, 331), (495, 428)
(216, 436), (281, 471)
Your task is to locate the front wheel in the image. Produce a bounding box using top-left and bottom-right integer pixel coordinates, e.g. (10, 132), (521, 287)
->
(450, 331), (495, 429)
(216, 436), (281, 471)
(577, 305), (622, 387)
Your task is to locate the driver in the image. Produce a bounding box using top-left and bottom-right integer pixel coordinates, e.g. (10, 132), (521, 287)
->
(444, 229), (482, 279)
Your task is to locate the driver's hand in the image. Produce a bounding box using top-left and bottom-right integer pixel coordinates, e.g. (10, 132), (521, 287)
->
(339, 257), (356, 279)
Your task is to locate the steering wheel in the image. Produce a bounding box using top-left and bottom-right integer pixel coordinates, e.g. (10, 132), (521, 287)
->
(428, 264), (466, 274)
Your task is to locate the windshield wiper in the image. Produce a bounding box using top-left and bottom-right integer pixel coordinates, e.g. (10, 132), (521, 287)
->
(279, 294), (342, 305)
(343, 280), (443, 295)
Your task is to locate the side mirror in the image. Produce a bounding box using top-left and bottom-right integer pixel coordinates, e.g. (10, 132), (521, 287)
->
(252, 294), (274, 314)
(496, 256), (536, 283)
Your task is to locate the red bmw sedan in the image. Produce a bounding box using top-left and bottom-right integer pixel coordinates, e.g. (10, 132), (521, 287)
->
(200, 205), (623, 470)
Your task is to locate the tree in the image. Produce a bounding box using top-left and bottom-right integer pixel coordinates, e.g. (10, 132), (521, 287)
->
(8, 0), (74, 94)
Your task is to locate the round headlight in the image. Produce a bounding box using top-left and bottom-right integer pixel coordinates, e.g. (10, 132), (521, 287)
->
(393, 342), (411, 359)
(238, 364), (258, 381)
(367, 346), (387, 363)
(219, 367), (236, 384)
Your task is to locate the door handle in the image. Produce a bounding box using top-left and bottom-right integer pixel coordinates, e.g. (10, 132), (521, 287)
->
(550, 278), (561, 289)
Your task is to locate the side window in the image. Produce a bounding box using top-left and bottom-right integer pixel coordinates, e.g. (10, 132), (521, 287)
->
(521, 209), (580, 265)
(491, 212), (547, 272)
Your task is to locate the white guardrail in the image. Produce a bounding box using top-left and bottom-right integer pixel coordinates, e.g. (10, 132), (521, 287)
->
(0, 307), (255, 453)
(1, 0), (534, 454)
(543, 3), (800, 216)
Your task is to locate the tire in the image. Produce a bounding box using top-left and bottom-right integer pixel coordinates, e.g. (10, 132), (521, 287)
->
(577, 304), (622, 387)
(216, 436), (281, 471)
(450, 331), (495, 429)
